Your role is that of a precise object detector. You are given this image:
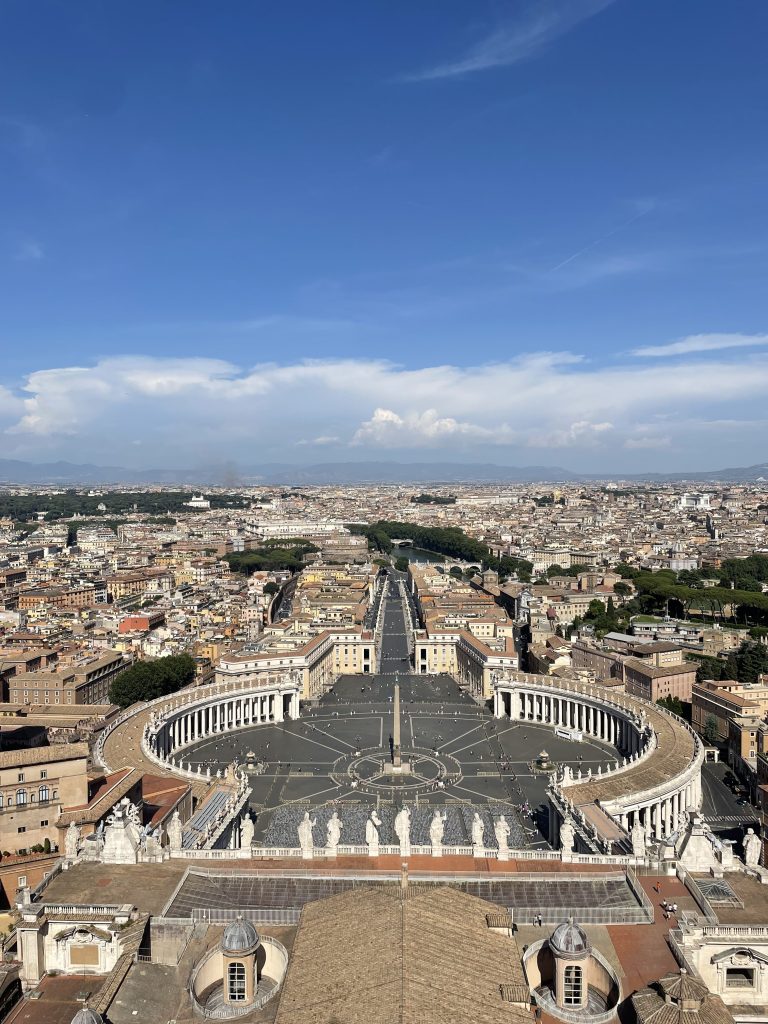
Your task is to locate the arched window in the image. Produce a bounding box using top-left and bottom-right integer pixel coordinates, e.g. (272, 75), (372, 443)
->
(228, 962), (246, 1002)
(564, 965), (583, 1006)
(16, 790), (27, 806)
(39, 786), (49, 803)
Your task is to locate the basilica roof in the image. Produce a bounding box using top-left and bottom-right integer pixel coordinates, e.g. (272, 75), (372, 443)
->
(274, 884), (529, 1024)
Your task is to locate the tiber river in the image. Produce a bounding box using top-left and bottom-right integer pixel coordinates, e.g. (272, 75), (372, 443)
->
(395, 545), (448, 564)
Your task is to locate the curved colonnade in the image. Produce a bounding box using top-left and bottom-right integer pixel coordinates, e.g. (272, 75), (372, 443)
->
(141, 681), (301, 777)
(96, 677), (300, 788)
(493, 673), (703, 843)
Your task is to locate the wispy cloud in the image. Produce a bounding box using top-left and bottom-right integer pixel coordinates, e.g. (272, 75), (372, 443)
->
(14, 240), (44, 262)
(548, 199), (656, 273)
(632, 333), (768, 358)
(401, 0), (617, 82)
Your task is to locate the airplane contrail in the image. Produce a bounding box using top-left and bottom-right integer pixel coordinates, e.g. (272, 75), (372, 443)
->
(548, 204), (654, 273)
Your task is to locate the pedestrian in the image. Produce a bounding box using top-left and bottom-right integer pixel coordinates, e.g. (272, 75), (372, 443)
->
(538, 913), (543, 928)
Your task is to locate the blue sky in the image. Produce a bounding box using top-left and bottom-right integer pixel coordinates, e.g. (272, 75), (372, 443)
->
(1, 0), (768, 472)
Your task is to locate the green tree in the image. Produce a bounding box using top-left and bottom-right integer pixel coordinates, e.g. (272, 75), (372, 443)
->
(703, 714), (720, 745)
(109, 653), (196, 708)
(394, 556), (410, 573)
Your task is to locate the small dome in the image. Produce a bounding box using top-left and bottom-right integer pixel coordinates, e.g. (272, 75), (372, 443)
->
(71, 1010), (102, 1024)
(660, 970), (709, 1005)
(551, 917), (590, 956)
(222, 915), (260, 955)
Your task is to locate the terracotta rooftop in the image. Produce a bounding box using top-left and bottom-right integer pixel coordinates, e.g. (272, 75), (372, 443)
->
(274, 884), (530, 1024)
(0, 741), (89, 769)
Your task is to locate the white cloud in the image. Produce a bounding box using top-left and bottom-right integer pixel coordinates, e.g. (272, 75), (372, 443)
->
(527, 420), (614, 448)
(14, 240), (44, 262)
(632, 333), (768, 358)
(296, 435), (341, 447)
(402, 0), (616, 82)
(4, 347), (768, 465)
(352, 408), (516, 447)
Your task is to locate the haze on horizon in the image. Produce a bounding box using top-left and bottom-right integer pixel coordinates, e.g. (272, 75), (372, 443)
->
(1, 1), (767, 474)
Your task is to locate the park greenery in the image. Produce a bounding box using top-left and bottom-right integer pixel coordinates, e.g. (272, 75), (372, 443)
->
(109, 653), (197, 708)
(225, 542), (319, 575)
(409, 493), (457, 505)
(349, 521), (533, 581)
(569, 597), (624, 638)
(0, 490), (248, 523)
(612, 557), (768, 627)
(688, 642), (768, 686)
(655, 695), (690, 720)
(545, 563), (591, 578)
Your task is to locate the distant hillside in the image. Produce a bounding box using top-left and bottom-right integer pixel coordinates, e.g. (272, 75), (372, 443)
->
(0, 457), (766, 487)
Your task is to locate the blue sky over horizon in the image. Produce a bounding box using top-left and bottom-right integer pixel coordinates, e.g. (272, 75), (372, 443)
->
(1, 0), (768, 472)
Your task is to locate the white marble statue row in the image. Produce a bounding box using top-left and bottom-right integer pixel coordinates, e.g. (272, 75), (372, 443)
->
(295, 807), (514, 859)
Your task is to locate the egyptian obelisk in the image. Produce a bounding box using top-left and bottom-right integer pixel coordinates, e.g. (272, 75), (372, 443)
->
(393, 682), (402, 768)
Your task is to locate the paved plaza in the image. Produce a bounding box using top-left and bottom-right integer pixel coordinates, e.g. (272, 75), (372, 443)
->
(184, 669), (622, 848)
(180, 580), (625, 848)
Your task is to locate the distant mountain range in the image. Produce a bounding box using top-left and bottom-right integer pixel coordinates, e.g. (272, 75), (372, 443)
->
(1, 457), (767, 486)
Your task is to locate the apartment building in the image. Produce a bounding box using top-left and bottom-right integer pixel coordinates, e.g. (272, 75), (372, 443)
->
(623, 657), (697, 703)
(0, 743), (89, 854)
(692, 679), (768, 744)
(7, 650), (130, 706)
(105, 569), (173, 601)
(17, 584), (97, 610)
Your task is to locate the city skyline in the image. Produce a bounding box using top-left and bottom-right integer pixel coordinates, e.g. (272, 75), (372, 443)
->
(2, 0), (767, 470)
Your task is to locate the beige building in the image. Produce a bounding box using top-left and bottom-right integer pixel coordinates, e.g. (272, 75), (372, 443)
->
(0, 743), (88, 854)
(17, 584), (97, 610)
(216, 625), (376, 701)
(7, 651), (129, 706)
(623, 658), (697, 703)
(692, 679), (768, 744)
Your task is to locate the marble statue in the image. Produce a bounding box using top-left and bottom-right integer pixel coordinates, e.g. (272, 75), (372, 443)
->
(65, 821), (80, 859)
(631, 817), (647, 858)
(145, 825), (163, 857)
(168, 809), (183, 853)
(326, 811), (343, 850)
(494, 815), (511, 854)
(429, 810), (447, 850)
(394, 806), (411, 858)
(471, 812), (485, 850)
(298, 812), (317, 857)
(365, 810), (382, 855)
(744, 828), (761, 868)
(560, 816), (575, 854)
(241, 813), (255, 849)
